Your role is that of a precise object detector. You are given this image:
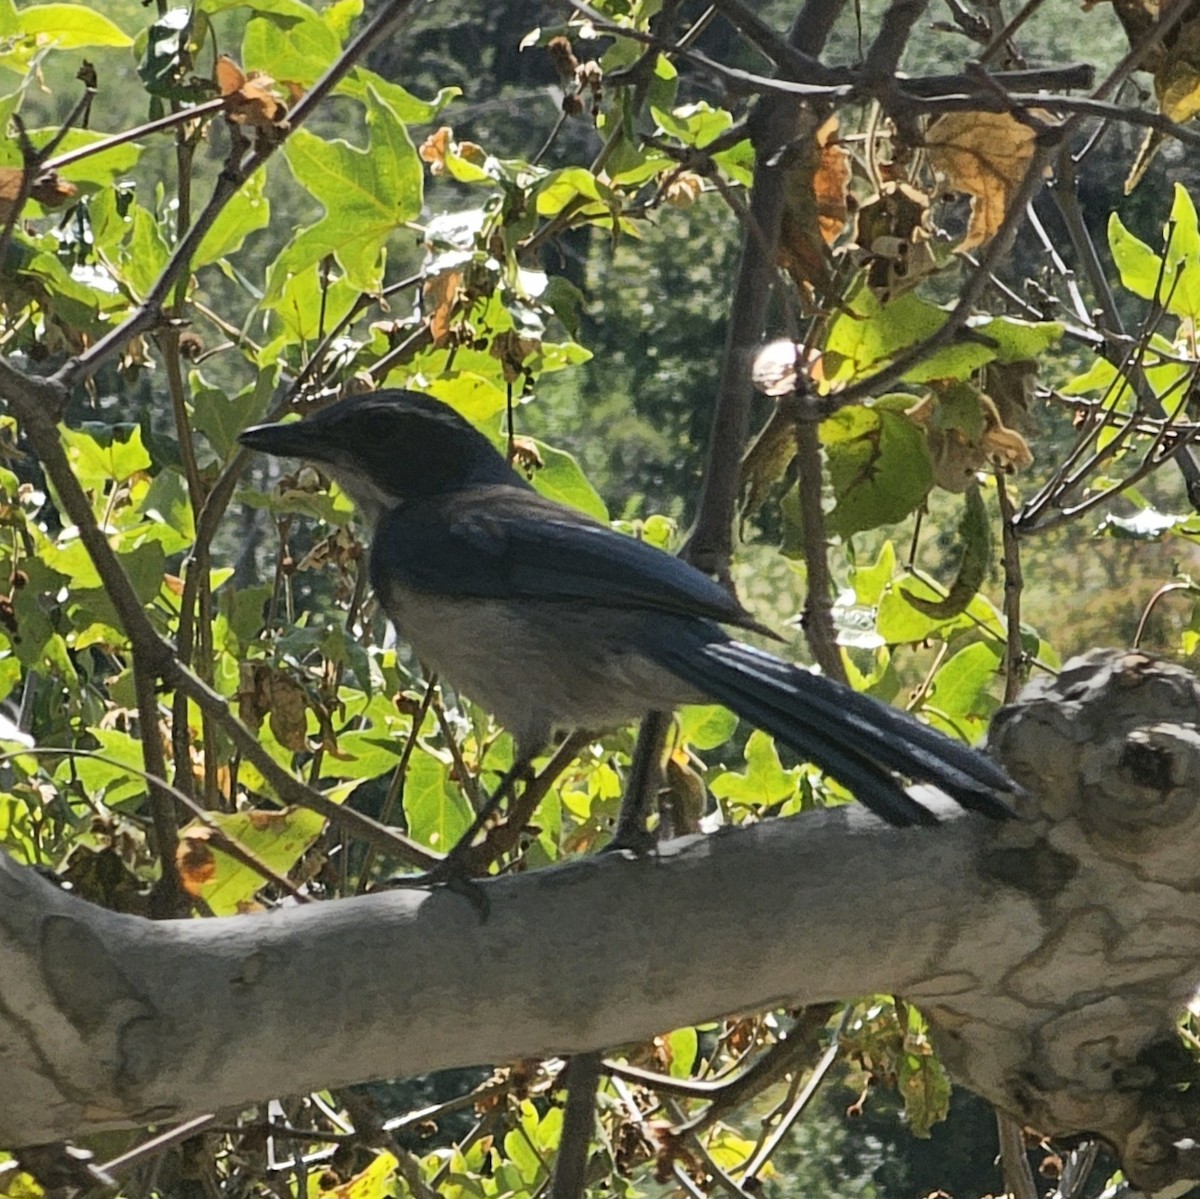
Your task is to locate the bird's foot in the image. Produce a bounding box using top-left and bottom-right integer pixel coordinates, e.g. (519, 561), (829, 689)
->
(603, 820), (659, 859)
(375, 852), (491, 919)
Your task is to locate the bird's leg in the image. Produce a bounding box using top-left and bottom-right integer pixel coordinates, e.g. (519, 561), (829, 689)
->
(378, 755), (535, 911)
(608, 710), (672, 854)
(435, 754), (535, 878)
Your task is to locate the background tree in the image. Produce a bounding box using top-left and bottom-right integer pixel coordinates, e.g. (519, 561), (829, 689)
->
(2, 1), (1200, 1197)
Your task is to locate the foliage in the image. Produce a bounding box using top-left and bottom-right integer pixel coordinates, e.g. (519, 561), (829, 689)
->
(1, 0), (1200, 1196)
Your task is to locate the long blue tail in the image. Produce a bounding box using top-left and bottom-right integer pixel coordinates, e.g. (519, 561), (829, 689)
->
(648, 628), (1015, 827)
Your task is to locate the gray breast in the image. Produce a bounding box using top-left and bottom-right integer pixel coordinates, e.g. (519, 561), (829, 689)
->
(375, 581), (705, 752)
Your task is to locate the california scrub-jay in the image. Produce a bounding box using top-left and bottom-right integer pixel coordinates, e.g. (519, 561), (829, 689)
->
(239, 389), (1014, 877)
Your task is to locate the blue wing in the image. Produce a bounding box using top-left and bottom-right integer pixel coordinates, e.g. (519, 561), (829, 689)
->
(368, 484), (771, 633)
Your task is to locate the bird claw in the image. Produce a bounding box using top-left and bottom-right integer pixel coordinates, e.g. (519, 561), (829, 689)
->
(376, 856), (491, 920)
(603, 822), (659, 858)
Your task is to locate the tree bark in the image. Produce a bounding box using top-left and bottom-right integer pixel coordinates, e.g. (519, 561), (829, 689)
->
(2, 649), (1199, 1191)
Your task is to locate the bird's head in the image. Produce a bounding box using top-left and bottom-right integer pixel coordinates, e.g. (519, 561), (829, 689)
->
(238, 390), (519, 519)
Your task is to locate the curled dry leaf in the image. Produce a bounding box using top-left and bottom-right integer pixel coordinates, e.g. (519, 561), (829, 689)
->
(0, 167), (77, 223)
(854, 181), (936, 299)
(423, 267), (465, 345)
(418, 126), (486, 177)
(267, 671), (309, 752)
(925, 111), (1039, 252)
(177, 829), (217, 896)
(665, 170), (703, 208)
(215, 54), (289, 131)
(914, 378), (1034, 493)
(510, 435), (545, 475)
(419, 126), (451, 174)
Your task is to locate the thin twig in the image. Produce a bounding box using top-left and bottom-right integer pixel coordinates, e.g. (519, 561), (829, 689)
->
(551, 1054), (602, 1199)
(995, 473), (1026, 704)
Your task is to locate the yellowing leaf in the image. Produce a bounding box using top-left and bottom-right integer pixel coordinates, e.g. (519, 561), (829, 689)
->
(1128, 19), (1200, 191)
(318, 1152), (398, 1198)
(925, 111), (1038, 252)
(1156, 18), (1200, 125)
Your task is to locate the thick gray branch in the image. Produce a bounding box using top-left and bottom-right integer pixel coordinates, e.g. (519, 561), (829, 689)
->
(2, 650), (1200, 1192)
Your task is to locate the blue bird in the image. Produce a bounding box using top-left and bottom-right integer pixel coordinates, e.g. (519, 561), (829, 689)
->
(239, 389), (1014, 878)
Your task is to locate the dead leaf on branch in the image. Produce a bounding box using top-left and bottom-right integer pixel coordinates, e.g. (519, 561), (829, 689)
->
(853, 181), (936, 299)
(237, 664), (310, 751)
(925, 111), (1040, 252)
(778, 115), (851, 292)
(0, 166), (77, 223)
(424, 267), (465, 345)
(215, 54), (291, 131)
(910, 378), (1034, 493)
(1126, 16), (1200, 191)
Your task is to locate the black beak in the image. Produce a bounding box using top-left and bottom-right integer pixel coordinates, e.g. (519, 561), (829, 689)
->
(238, 419), (322, 459)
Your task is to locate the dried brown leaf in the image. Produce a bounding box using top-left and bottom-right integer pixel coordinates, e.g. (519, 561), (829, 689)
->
(215, 54), (288, 131)
(177, 830), (217, 896)
(778, 116), (850, 291)
(926, 111), (1038, 252)
(424, 268), (464, 345)
(267, 671), (309, 752)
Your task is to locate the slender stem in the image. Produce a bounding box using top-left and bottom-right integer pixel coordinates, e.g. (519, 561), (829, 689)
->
(550, 1054), (602, 1199)
(793, 398), (845, 681)
(43, 98), (225, 173)
(995, 474), (1026, 704)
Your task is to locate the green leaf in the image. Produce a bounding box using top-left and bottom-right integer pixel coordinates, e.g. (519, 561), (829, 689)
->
(191, 378), (265, 459)
(342, 67), (460, 123)
(665, 1026), (699, 1078)
(650, 101), (733, 148)
(527, 440), (608, 520)
(534, 167), (612, 217)
(927, 641), (1002, 722)
(138, 469), (196, 552)
(1164, 183), (1200, 319)
(0, 129), (141, 192)
(274, 84), (422, 295)
(899, 1047), (952, 1138)
(423, 373), (508, 424)
(322, 0), (361, 39)
(19, 4), (132, 48)
(1108, 211), (1163, 301)
(710, 730), (801, 806)
(194, 168), (269, 267)
(60, 423), (151, 488)
(66, 729), (147, 807)
(823, 286), (945, 385)
(260, 260), (359, 345)
(403, 752), (472, 853)
(242, 4), (340, 84)
(504, 1102), (550, 1184)
(185, 806), (327, 915)
(851, 540), (897, 607)
(677, 704), (738, 750)
(202, 0), (315, 14)
(118, 203), (171, 299)
(821, 402), (933, 538)
(877, 576), (1004, 643)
